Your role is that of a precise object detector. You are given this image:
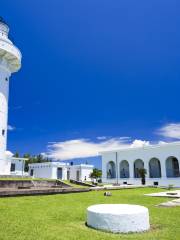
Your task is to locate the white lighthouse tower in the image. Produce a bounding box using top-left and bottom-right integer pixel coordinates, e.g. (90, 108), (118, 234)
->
(0, 17), (21, 174)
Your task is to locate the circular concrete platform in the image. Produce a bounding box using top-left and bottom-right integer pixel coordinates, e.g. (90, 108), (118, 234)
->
(87, 204), (150, 233)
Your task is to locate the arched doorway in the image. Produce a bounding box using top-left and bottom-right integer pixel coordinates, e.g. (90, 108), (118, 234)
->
(120, 160), (129, 178)
(166, 156), (180, 177)
(149, 158), (161, 178)
(107, 161), (116, 179)
(134, 159), (144, 178)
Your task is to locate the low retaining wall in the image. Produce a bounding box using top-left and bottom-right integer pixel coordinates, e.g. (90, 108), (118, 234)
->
(32, 180), (71, 188)
(0, 187), (90, 197)
(0, 180), (33, 188)
(0, 175), (30, 178)
(0, 180), (71, 189)
(102, 177), (180, 187)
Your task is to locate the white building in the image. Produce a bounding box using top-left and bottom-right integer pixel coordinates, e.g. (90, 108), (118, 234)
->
(101, 142), (180, 187)
(0, 17), (21, 174)
(5, 151), (28, 176)
(28, 162), (94, 181)
(10, 157), (28, 176)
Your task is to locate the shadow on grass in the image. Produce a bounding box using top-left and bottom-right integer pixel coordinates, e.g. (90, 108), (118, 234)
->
(85, 221), (162, 235)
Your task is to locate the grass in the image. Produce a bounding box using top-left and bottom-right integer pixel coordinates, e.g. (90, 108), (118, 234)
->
(62, 180), (88, 188)
(0, 187), (179, 240)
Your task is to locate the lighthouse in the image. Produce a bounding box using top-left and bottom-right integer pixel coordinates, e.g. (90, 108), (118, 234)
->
(0, 17), (21, 174)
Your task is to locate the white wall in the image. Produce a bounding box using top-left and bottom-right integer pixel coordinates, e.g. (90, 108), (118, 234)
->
(101, 142), (180, 187)
(70, 164), (93, 181)
(29, 163), (54, 179)
(70, 166), (79, 181)
(29, 162), (70, 180)
(80, 167), (93, 181)
(0, 63), (10, 174)
(10, 159), (24, 176)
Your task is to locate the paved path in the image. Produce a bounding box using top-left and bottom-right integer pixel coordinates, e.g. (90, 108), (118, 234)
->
(145, 190), (180, 198)
(158, 198), (180, 207)
(90, 185), (146, 191)
(145, 189), (180, 207)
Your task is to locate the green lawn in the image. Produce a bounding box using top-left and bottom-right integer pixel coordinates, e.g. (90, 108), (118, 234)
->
(0, 187), (179, 240)
(62, 180), (88, 188)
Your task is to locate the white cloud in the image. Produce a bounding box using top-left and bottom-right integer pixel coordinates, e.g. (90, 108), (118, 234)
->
(130, 139), (150, 148)
(156, 123), (180, 139)
(158, 141), (167, 145)
(7, 125), (16, 131)
(45, 137), (149, 161)
(96, 136), (130, 141)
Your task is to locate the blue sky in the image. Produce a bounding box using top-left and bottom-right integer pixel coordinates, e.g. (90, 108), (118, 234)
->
(1, 0), (180, 168)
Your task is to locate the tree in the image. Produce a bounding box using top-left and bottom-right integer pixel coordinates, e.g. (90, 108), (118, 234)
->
(23, 153), (50, 172)
(90, 168), (102, 180)
(13, 152), (19, 158)
(138, 168), (147, 185)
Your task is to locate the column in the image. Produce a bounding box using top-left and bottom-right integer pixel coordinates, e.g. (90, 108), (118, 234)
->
(161, 158), (166, 178)
(129, 161), (134, 179)
(144, 159), (149, 178)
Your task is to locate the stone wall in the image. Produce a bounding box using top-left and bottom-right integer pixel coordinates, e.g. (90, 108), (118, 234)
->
(0, 180), (71, 189)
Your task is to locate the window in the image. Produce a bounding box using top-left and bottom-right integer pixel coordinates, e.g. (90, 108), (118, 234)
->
(2, 129), (5, 136)
(154, 182), (159, 186)
(10, 163), (15, 172)
(107, 161), (116, 179)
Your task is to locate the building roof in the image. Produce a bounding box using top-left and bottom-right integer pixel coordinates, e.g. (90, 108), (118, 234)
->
(12, 157), (29, 161)
(29, 162), (69, 167)
(28, 162), (94, 168)
(99, 141), (180, 155)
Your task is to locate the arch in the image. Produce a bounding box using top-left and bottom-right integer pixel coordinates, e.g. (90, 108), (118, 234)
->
(166, 156), (180, 178)
(107, 161), (116, 179)
(149, 158), (161, 178)
(134, 159), (144, 178)
(120, 160), (129, 178)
